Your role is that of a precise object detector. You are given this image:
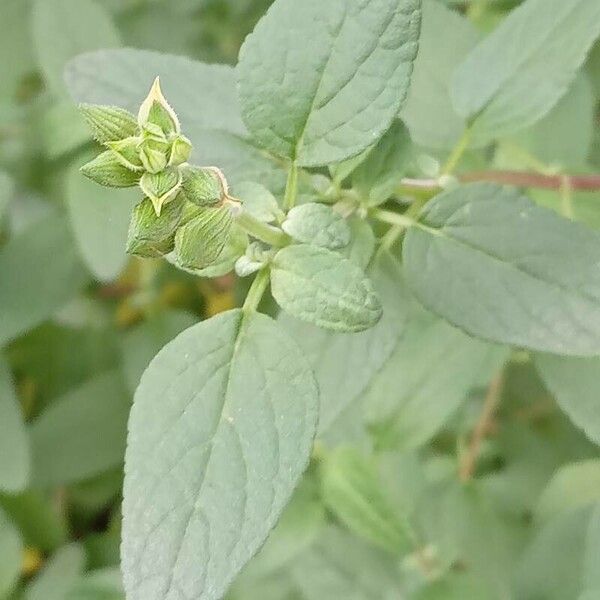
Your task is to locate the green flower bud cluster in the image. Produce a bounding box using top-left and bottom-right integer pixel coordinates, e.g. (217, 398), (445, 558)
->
(79, 77), (236, 269)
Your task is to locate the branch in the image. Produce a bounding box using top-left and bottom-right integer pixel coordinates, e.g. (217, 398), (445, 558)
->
(399, 172), (600, 194)
(459, 373), (504, 483)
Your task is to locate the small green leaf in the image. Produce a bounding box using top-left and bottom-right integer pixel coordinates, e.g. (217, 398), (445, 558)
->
(29, 371), (130, 487)
(237, 0), (422, 166)
(235, 181), (282, 223)
(321, 447), (413, 554)
(352, 120), (412, 206)
(168, 134), (192, 167)
(139, 168), (183, 215)
(174, 205), (233, 270)
(341, 218), (376, 271)
(181, 165), (227, 206)
(106, 137), (144, 172)
(122, 309), (318, 600)
(535, 460), (600, 523)
(79, 104), (139, 144)
(0, 355), (30, 494)
(403, 183), (600, 355)
(282, 203), (350, 250)
(80, 151), (141, 188)
(0, 507), (22, 598)
(0, 214), (87, 346)
(365, 307), (507, 450)
(451, 0), (600, 144)
(126, 196), (184, 258)
(271, 244), (382, 333)
(25, 543), (86, 600)
(535, 354), (600, 445)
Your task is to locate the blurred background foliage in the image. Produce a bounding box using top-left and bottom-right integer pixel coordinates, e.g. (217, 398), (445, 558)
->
(0, 0), (599, 599)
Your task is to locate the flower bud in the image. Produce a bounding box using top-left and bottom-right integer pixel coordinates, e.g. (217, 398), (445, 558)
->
(126, 196), (184, 258)
(78, 104), (139, 144)
(139, 167), (183, 216)
(174, 205), (233, 270)
(137, 77), (180, 136)
(106, 137), (144, 172)
(80, 151), (141, 188)
(180, 165), (228, 206)
(138, 138), (169, 174)
(169, 134), (193, 167)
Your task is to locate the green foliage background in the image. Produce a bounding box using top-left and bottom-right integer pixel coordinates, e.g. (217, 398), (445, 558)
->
(0, 0), (600, 599)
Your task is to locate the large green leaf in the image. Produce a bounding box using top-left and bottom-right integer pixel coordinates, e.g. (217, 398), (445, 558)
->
(583, 504), (600, 594)
(279, 251), (408, 433)
(271, 244), (382, 333)
(0, 214), (88, 346)
(535, 354), (600, 445)
(451, 0), (600, 145)
(237, 0), (421, 167)
(29, 370), (130, 487)
(0, 355), (30, 493)
(32, 0), (120, 98)
(65, 48), (245, 138)
(0, 506), (22, 598)
(403, 183), (600, 356)
(67, 161), (138, 282)
(122, 309), (318, 600)
(401, 0), (480, 150)
(365, 307), (506, 450)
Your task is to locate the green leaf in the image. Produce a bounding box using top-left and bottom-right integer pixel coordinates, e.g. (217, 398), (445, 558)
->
(79, 104), (139, 144)
(320, 447), (413, 554)
(365, 307), (507, 450)
(351, 120), (412, 206)
(32, 0), (120, 98)
(0, 355), (30, 493)
(0, 507), (22, 599)
(451, 0), (600, 145)
(535, 354), (600, 445)
(0, 213), (87, 346)
(0, 171), (13, 223)
(271, 244), (382, 333)
(403, 183), (600, 355)
(535, 460), (600, 523)
(140, 168), (183, 216)
(29, 371), (130, 487)
(279, 251), (408, 433)
(66, 568), (125, 600)
(235, 182), (281, 224)
(80, 150), (141, 188)
(120, 311), (197, 393)
(67, 161), (139, 282)
(127, 196), (184, 259)
(65, 49), (246, 139)
(401, 0), (480, 150)
(291, 527), (402, 600)
(174, 205), (233, 270)
(341, 218), (376, 271)
(237, 0), (422, 166)
(282, 204), (350, 249)
(40, 103), (90, 160)
(25, 543), (86, 600)
(122, 309), (318, 600)
(583, 504), (600, 593)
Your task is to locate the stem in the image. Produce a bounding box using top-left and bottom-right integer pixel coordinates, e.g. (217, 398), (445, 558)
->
(560, 175), (574, 219)
(242, 268), (270, 313)
(459, 170), (600, 191)
(283, 161), (299, 210)
(459, 373), (504, 482)
(371, 208), (416, 229)
(442, 127), (472, 175)
(235, 211), (290, 247)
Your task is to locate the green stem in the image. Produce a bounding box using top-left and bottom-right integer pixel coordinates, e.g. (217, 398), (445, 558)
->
(560, 175), (574, 219)
(372, 208), (417, 230)
(283, 161), (299, 210)
(442, 127), (472, 176)
(243, 268), (270, 313)
(235, 210), (290, 247)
